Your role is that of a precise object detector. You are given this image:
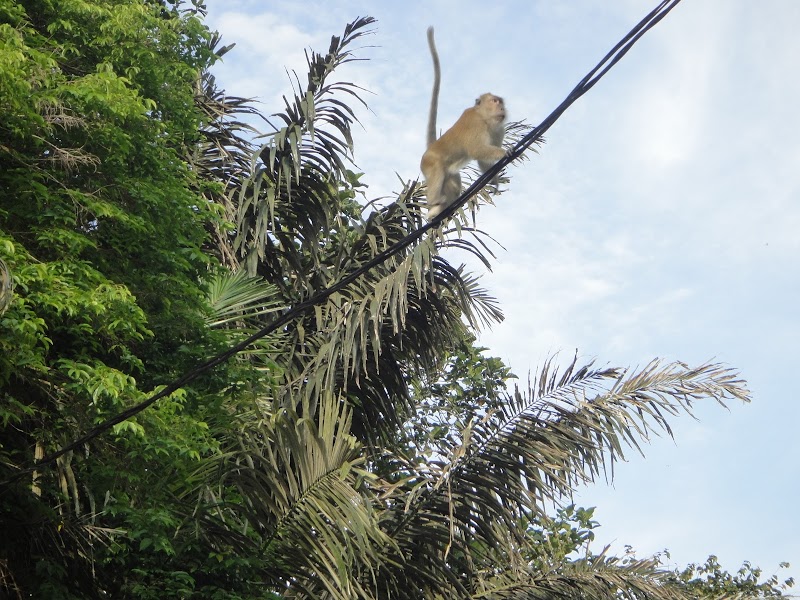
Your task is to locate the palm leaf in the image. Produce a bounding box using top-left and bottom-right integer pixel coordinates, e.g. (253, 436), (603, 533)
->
(276, 192), (505, 440)
(457, 358), (744, 530)
(234, 17), (375, 285)
(205, 269), (283, 327)
(474, 551), (687, 600)
(189, 31), (264, 269)
(217, 397), (393, 600)
(204, 269), (286, 368)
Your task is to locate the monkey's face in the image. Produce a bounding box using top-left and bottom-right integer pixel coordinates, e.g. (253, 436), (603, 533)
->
(476, 93), (506, 123)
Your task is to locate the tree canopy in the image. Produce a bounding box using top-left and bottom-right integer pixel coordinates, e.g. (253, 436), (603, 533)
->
(0, 1), (792, 598)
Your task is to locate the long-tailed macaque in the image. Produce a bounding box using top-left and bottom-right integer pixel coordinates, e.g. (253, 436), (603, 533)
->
(421, 27), (508, 220)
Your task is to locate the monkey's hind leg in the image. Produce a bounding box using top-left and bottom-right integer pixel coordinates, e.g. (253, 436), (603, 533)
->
(426, 172), (461, 220)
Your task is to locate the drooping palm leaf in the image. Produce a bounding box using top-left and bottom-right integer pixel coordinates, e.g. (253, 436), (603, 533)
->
(474, 551), (687, 600)
(189, 32), (264, 270)
(216, 398), (393, 600)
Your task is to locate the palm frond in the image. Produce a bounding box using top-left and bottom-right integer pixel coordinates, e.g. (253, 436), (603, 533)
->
(205, 269), (283, 327)
(276, 191), (504, 440)
(217, 397), (393, 600)
(190, 31), (264, 269)
(474, 551), (687, 600)
(461, 357), (746, 508)
(203, 270), (286, 370)
(234, 17), (375, 285)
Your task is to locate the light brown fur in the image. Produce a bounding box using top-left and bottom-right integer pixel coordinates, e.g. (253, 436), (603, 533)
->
(421, 27), (507, 220)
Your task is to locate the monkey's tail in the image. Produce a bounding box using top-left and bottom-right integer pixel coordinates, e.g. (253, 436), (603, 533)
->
(426, 26), (440, 147)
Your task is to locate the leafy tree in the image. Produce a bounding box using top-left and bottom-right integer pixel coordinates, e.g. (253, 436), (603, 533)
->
(673, 555), (794, 599)
(0, 2), (786, 599)
(0, 0), (263, 596)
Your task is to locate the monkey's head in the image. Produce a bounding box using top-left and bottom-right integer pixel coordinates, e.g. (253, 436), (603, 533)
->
(475, 93), (506, 123)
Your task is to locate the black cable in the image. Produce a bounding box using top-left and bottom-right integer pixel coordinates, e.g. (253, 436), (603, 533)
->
(2, 0), (682, 486)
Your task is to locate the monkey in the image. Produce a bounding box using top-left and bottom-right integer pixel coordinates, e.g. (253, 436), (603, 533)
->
(420, 27), (508, 221)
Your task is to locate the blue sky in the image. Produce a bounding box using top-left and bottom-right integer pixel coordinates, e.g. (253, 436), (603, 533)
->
(202, 0), (799, 579)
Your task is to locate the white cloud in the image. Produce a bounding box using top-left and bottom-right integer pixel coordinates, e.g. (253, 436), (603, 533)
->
(204, 10), (324, 106)
(619, 4), (730, 172)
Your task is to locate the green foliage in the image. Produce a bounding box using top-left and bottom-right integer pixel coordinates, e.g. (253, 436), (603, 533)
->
(674, 555), (794, 598)
(0, 0), (256, 596)
(523, 505), (601, 568)
(406, 341), (517, 454)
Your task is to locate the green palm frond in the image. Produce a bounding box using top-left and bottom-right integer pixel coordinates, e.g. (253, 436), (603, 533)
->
(205, 269), (283, 328)
(276, 193), (504, 439)
(235, 17), (375, 284)
(458, 358), (745, 529)
(189, 31), (264, 269)
(219, 397), (392, 600)
(203, 270), (285, 370)
(475, 551), (686, 600)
